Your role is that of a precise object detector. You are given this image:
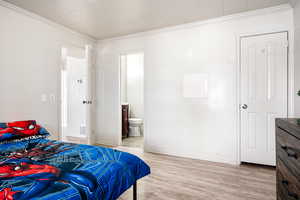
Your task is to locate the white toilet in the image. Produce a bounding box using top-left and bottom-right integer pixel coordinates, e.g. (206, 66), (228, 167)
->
(128, 118), (143, 137)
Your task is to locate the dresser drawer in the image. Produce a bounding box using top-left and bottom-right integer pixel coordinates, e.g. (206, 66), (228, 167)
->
(277, 127), (300, 181)
(277, 159), (300, 200)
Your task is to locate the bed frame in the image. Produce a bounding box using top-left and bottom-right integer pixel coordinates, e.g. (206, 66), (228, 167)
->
(133, 182), (137, 200)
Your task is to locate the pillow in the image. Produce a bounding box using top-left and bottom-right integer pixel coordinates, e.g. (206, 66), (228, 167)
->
(0, 120), (50, 143)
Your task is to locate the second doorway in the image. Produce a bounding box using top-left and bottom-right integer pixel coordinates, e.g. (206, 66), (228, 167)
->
(120, 52), (144, 149)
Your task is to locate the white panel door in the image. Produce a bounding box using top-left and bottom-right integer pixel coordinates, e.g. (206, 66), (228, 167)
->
(67, 57), (87, 138)
(241, 32), (288, 166)
(61, 46), (93, 145)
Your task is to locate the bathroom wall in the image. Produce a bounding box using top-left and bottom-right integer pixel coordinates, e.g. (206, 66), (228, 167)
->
(120, 56), (128, 103)
(120, 53), (144, 119)
(96, 5), (294, 164)
(126, 53), (144, 119)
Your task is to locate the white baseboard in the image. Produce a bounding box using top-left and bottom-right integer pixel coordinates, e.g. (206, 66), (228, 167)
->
(144, 145), (238, 165)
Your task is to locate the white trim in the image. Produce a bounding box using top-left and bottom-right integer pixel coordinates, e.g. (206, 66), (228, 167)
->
(118, 54), (122, 146)
(288, 0), (297, 7)
(144, 147), (237, 165)
(98, 3), (292, 43)
(288, 30), (295, 118)
(235, 33), (242, 165)
(0, 0), (96, 42)
(58, 47), (68, 142)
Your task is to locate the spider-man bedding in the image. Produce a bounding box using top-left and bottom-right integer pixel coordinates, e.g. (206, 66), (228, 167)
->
(0, 121), (150, 200)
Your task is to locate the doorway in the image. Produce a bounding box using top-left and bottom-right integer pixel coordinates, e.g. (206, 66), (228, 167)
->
(120, 52), (144, 149)
(240, 32), (288, 166)
(60, 46), (92, 145)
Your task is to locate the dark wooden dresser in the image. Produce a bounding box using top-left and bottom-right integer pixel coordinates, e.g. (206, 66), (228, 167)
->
(122, 104), (129, 138)
(276, 118), (300, 200)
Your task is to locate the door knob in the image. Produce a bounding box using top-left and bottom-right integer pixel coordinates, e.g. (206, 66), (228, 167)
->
(241, 104), (248, 109)
(83, 101), (92, 105)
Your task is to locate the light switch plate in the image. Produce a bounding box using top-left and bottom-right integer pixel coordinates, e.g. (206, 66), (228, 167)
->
(41, 94), (47, 102)
(49, 94), (56, 104)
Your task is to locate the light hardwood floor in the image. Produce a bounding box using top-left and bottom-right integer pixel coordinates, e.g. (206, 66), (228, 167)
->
(117, 147), (276, 200)
(121, 136), (144, 148)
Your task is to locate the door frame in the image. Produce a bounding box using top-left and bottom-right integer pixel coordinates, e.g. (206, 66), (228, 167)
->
(58, 45), (94, 144)
(236, 30), (294, 165)
(118, 50), (145, 147)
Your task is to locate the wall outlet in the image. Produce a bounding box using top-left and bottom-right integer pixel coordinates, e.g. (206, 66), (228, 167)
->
(41, 94), (47, 102)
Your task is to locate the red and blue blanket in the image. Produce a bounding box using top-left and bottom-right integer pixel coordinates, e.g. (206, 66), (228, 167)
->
(0, 139), (150, 200)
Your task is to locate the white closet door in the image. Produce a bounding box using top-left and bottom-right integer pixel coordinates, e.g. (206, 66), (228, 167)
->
(66, 57), (87, 138)
(240, 32), (288, 166)
(61, 46), (93, 145)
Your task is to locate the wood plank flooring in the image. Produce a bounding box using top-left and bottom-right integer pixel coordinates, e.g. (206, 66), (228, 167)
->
(121, 136), (144, 148)
(117, 147), (276, 200)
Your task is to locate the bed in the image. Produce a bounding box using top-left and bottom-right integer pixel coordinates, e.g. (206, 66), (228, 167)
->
(0, 121), (150, 200)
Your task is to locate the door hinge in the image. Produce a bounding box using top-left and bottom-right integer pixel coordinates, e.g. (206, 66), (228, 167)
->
(285, 40), (289, 48)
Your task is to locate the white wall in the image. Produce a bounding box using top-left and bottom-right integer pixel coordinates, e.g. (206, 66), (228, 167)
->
(120, 56), (127, 103)
(293, 1), (300, 117)
(120, 53), (144, 119)
(96, 5), (294, 164)
(0, 3), (94, 139)
(126, 53), (144, 119)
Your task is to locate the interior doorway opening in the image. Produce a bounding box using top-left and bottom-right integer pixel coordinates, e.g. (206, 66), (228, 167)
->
(120, 52), (144, 149)
(60, 46), (92, 145)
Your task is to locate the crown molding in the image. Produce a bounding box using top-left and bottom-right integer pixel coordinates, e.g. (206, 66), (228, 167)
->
(288, 0), (297, 7)
(98, 3), (292, 44)
(0, 0), (96, 43)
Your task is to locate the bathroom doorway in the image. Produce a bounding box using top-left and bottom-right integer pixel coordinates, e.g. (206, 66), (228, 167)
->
(119, 52), (144, 149)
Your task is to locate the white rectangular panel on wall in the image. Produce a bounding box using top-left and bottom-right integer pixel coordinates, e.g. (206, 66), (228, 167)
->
(183, 74), (208, 98)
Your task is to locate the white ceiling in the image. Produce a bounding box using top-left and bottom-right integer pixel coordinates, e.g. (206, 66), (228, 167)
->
(4, 0), (289, 40)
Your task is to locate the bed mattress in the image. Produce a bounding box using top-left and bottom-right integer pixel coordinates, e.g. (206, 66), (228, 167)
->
(0, 139), (150, 200)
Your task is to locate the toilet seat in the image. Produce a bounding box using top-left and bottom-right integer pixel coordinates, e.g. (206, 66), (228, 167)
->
(129, 118), (143, 126)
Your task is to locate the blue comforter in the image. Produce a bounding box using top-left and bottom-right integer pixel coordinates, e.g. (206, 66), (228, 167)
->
(0, 139), (150, 200)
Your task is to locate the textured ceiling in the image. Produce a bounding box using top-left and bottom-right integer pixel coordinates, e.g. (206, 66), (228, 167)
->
(4, 0), (289, 40)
